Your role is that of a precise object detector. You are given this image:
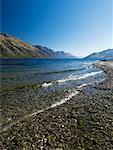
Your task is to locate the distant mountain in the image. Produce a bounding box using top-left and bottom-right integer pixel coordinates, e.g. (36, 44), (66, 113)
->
(34, 45), (76, 58)
(0, 33), (76, 59)
(84, 49), (113, 60)
(56, 51), (76, 58)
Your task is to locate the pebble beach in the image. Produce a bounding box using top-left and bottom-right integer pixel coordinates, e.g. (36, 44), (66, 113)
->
(0, 61), (113, 150)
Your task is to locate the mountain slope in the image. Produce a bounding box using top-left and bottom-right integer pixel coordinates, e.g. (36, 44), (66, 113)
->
(34, 45), (76, 58)
(56, 51), (76, 58)
(84, 49), (113, 60)
(0, 33), (48, 58)
(0, 33), (76, 59)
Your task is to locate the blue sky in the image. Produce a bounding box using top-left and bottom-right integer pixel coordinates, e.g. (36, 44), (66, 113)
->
(1, 0), (113, 56)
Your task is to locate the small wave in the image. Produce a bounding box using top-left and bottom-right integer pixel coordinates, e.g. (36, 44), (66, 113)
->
(57, 71), (103, 83)
(0, 63), (24, 65)
(34, 68), (85, 75)
(83, 62), (95, 69)
(42, 82), (53, 87)
(77, 83), (88, 88)
(42, 71), (103, 87)
(83, 62), (93, 66)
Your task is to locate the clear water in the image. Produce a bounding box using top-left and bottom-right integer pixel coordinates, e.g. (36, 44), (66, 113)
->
(0, 59), (106, 129)
(0, 58), (101, 88)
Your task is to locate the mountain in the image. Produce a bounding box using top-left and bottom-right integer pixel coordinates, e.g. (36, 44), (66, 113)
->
(0, 33), (76, 59)
(0, 33), (48, 58)
(56, 51), (76, 58)
(34, 45), (76, 58)
(84, 49), (113, 60)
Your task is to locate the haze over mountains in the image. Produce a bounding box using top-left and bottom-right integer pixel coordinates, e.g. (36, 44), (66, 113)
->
(0, 33), (113, 60)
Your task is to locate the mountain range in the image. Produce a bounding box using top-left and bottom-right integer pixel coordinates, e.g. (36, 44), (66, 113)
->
(0, 33), (76, 59)
(84, 49), (113, 60)
(0, 33), (113, 60)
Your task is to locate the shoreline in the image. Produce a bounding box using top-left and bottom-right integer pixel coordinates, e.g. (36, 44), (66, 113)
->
(93, 61), (113, 89)
(0, 61), (113, 149)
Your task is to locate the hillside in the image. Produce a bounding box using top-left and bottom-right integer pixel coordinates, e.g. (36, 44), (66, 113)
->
(0, 33), (48, 58)
(0, 33), (76, 59)
(84, 49), (113, 60)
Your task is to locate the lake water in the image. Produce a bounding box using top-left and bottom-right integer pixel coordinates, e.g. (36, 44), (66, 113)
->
(0, 58), (104, 88)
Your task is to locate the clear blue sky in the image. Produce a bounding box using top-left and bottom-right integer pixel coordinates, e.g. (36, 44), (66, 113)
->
(1, 0), (113, 56)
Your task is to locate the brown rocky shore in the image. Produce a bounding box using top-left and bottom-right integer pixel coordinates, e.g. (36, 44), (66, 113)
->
(0, 61), (113, 150)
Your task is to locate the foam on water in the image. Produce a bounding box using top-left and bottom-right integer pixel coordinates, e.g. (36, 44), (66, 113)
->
(42, 82), (53, 87)
(42, 71), (103, 87)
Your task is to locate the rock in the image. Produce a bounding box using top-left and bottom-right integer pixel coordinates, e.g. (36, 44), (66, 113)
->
(61, 125), (64, 128)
